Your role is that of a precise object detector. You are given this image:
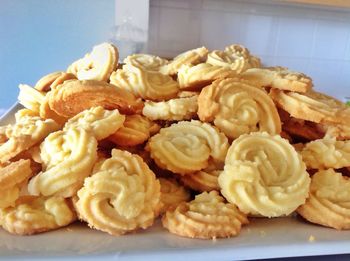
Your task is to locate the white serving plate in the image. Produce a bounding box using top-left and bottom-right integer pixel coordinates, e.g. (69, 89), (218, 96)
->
(1, 104), (350, 261)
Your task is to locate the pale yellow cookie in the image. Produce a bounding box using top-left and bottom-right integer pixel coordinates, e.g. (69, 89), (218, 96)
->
(64, 106), (125, 140)
(162, 191), (248, 239)
(110, 67), (179, 101)
(198, 78), (281, 139)
(159, 177), (191, 214)
(147, 120), (229, 175)
(219, 132), (310, 217)
(270, 89), (350, 124)
(180, 169), (220, 192)
(75, 149), (161, 235)
(28, 128), (97, 197)
(142, 95), (198, 121)
(34, 71), (76, 92)
(123, 54), (168, 72)
(0, 195), (76, 235)
(301, 137), (350, 169)
(67, 42), (118, 82)
(0, 116), (60, 164)
(18, 84), (45, 114)
(240, 67), (313, 93)
(160, 47), (208, 75)
(297, 169), (350, 230)
(177, 63), (236, 91)
(107, 114), (157, 147)
(14, 109), (39, 121)
(0, 159), (33, 208)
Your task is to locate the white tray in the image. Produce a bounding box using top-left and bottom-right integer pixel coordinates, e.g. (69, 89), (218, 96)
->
(1, 104), (350, 260)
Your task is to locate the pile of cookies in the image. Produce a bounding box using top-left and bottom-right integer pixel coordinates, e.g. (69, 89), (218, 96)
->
(1, 42), (350, 238)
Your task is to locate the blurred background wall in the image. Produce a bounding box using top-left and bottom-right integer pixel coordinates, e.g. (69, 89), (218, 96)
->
(0, 0), (114, 112)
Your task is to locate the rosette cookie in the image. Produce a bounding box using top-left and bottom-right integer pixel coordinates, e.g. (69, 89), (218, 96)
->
(206, 44), (260, 74)
(64, 106), (125, 140)
(123, 54), (168, 72)
(159, 178), (191, 214)
(160, 47), (208, 75)
(240, 67), (313, 93)
(35, 71), (76, 92)
(177, 63), (236, 91)
(162, 191), (248, 239)
(142, 95), (198, 121)
(301, 137), (350, 169)
(298, 169), (350, 230)
(48, 80), (143, 117)
(75, 149), (161, 235)
(0, 196), (76, 235)
(0, 116), (60, 163)
(28, 128), (97, 197)
(67, 42), (118, 82)
(0, 159), (33, 208)
(18, 84), (45, 114)
(110, 67), (179, 101)
(198, 78), (281, 139)
(270, 89), (350, 124)
(219, 132), (310, 217)
(108, 115), (159, 147)
(147, 120), (229, 175)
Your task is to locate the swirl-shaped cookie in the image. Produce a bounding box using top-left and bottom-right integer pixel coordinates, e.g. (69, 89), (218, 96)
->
(297, 169), (350, 230)
(48, 79), (143, 117)
(107, 115), (157, 147)
(123, 54), (168, 72)
(180, 169), (220, 192)
(110, 67), (179, 101)
(147, 120), (229, 175)
(64, 106), (125, 140)
(28, 128), (97, 197)
(270, 89), (350, 124)
(75, 149), (161, 235)
(198, 78), (281, 139)
(301, 137), (350, 169)
(67, 42), (118, 82)
(219, 132), (310, 217)
(159, 177), (191, 214)
(142, 95), (198, 121)
(0, 196), (76, 235)
(34, 72), (76, 92)
(18, 84), (45, 113)
(0, 159), (33, 208)
(162, 191), (248, 239)
(160, 47), (209, 75)
(0, 116), (60, 163)
(177, 63), (236, 91)
(240, 67), (313, 93)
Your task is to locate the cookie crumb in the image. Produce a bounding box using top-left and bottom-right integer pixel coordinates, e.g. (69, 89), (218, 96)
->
(308, 235), (315, 242)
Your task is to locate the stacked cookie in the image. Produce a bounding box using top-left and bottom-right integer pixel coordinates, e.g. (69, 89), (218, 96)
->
(0, 42), (349, 239)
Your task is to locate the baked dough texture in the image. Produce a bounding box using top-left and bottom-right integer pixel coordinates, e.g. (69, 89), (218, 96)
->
(177, 63), (236, 91)
(198, 78), (281, 139)
(110, 67), (179, 101)
(0, 116), (60, 163)
(67, 42), (118, 82)
(270, 89), (350, 124)
(219, 132), (310, 217)
(75, 149), (161, 235)
(48, 79), (143, 117)
(123, 54), (168, 72)
(0, 159), (33, 208)
(297, 169), (350, 230)
(180, 169), (220, 192)
(160, 47), (208, 75)
(159, 177), (191, 214)
(18, 84), (45, 114)
(148, 120), (229, 175)
(240, 67), (313, 93)
(34, 72), (76, 92)
(28, 128), (97, 197)
(301, 137), (350, 169)
(64, 106), (125, 140)
(142, 95), (198, 121)
(0, 196), (76, 235)
(162, 191), (248, 239)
